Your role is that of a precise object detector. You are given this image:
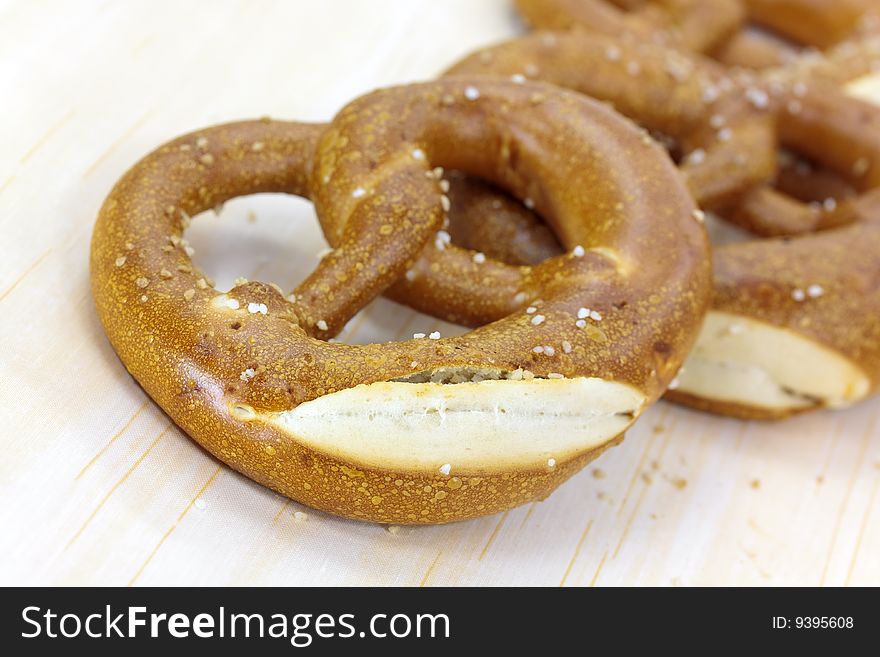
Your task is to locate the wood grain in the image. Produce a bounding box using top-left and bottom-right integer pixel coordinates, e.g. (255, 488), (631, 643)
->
(0, 0), (878, 586)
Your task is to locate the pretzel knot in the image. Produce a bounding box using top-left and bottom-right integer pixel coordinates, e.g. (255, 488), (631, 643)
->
(91, 79), (710, 523)
(731, 80), (880, 236)
(444, 30), (778, 212)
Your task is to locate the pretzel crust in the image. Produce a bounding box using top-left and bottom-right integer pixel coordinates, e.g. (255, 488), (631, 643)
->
(515, 0), (744, 53)
(91, 79), (710, 523)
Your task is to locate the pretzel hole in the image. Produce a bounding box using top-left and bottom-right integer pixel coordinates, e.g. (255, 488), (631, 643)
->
(184, 191), (476, 346)
(776, 149), (861, 203)
(445, 173), (563, 266)
(185, 193), (319, 294)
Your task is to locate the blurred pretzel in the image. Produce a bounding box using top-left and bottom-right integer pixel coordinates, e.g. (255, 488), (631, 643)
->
(515, 0), (744, 53)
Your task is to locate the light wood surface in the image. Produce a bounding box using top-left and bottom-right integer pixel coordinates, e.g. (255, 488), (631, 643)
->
(1, 0), (878, 586)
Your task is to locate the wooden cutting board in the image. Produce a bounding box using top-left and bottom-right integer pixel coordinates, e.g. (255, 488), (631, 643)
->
(1, 0), (877, 586)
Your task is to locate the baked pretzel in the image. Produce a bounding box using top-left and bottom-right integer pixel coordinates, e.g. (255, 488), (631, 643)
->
(443, 30), (777, 211)
(725, 79), (880, 236)
(743, 0), (879, 50)
(91, 79), (710, 523)
(515, 0), (744, 53)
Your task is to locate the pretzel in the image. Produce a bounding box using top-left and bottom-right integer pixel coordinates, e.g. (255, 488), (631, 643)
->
(721, 79), (880, 236)
(743, 0), (879, 50)
(443, 30), (777, 211)
(91, 79), (710, 523)
(515, 0), (744, 53)
(666, 191), (880, 417)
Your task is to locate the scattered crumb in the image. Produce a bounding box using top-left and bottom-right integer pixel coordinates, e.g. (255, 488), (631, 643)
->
(816, 475), (825, 485)
(750, 479), (761, 490)
(386, 525), (401, 535)
(592, 468), (606, 480)
(641, 472), (653, 485)
(247, 210), (257, 223)
(293, 511), (308, 522)
(671, 477), (688, 490)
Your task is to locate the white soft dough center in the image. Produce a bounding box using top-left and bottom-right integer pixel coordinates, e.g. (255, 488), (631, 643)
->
(676, 311), (870, 411)
(269, 377), (645, 472)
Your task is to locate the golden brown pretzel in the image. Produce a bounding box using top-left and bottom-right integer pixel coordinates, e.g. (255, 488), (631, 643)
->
(443, 30), (777, 211)
(744, 0), (879, 50)
(91, 79), (710, 523)
(515, 0), (744, 53)
(667, 189), (880, 417)
(723, 79), (880, 236)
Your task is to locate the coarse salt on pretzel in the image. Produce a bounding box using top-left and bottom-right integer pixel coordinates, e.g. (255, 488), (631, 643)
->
(443, 30), (777, 211)
(515, 0), (744, 53)
(91, 78), (710, 523)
